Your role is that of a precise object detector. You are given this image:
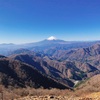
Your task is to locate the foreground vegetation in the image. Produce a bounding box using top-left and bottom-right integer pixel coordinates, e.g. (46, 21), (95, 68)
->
(0, 84), (100, 100)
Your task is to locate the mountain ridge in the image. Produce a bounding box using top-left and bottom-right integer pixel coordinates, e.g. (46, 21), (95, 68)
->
(0, 57), (71, 89)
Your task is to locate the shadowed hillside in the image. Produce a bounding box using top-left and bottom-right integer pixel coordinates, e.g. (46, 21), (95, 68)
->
(0, 57), (71, 89)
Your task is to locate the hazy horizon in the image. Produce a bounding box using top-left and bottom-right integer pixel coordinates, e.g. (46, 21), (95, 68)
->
(0, 0), (100, 44)
(0, 36), (100, 45)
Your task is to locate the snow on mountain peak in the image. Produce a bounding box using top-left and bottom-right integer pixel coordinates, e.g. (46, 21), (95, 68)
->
(47, 36), (57, 40)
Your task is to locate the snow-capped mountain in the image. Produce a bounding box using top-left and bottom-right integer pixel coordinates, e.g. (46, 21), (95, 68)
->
(47, 36), (57, 40)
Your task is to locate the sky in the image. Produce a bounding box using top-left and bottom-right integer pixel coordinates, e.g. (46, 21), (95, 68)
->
(0, 0), (100, 44)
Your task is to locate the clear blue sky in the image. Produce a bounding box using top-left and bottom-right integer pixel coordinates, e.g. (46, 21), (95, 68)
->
(0, 0), (100, 44)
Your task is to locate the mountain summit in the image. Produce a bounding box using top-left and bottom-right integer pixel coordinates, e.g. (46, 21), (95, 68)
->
(47, 36), (57, 40)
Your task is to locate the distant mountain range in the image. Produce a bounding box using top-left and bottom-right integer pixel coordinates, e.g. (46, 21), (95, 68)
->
(0, 38), (100, 89)
(0, 39), (100, 56)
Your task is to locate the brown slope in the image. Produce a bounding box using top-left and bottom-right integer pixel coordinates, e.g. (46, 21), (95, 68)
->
(67, 43), (100, 71)
(43, 57), (100, 81)
(43, 57), (86, 80)
(10, 54), (74, 87)
(75, 61), (100, 77)
(10, 53), (96, 87)
(76, 74), (100, 92)
(51, 43), (100, 61)
(0, 57), (71, 89)
(10, 53), (100, 87)
(49, 43), (100, 73)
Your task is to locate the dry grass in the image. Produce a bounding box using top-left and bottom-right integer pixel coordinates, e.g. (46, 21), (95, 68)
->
(0, 86), (72, 100)
(0, 87), (100, 100)
(0, 74), (100, 100)
(75, 74), (100, 93)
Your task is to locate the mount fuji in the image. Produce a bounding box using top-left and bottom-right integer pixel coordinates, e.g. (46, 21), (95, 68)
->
(0, 37), (99, 56)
